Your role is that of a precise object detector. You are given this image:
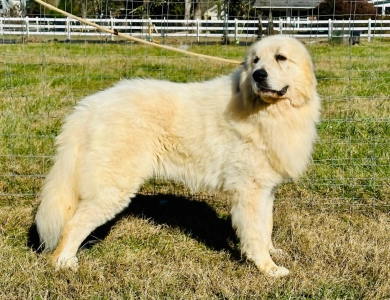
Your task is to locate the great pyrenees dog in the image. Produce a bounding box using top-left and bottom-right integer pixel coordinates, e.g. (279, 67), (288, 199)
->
(35, 35), (320, 277)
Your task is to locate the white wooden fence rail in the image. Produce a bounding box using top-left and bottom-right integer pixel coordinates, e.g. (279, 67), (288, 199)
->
(1, 17), (390, 42)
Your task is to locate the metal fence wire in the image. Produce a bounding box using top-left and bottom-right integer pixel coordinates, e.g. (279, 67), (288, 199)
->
(0, 0), (389, 209)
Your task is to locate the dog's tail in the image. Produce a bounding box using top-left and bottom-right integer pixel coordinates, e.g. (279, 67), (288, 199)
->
(35, 112), (83, 252)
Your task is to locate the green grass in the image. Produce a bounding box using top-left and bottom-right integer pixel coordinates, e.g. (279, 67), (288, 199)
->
(0, 38), (389, 298)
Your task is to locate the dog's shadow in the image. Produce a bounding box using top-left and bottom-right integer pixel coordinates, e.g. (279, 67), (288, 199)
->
(28, 194), (240, 259)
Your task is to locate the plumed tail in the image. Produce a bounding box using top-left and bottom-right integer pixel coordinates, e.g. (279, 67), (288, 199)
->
(35, 115), (82, 252)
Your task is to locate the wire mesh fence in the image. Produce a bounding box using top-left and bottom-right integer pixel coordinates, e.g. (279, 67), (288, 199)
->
(0, 0), (389, 209)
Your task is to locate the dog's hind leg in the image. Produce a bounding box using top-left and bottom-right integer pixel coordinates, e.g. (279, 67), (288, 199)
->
(230, 186), (289, 278)
(50, 185), (138, 269)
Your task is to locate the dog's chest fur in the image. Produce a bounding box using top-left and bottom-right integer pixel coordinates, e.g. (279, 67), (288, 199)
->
(150, 77), (319, 192)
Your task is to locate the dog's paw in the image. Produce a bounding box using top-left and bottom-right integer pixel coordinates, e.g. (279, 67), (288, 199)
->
(266, 266), (290, 278)
(50, 254), (79, 270)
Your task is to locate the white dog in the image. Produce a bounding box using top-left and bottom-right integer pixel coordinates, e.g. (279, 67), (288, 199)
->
(35, 35), (320, 277)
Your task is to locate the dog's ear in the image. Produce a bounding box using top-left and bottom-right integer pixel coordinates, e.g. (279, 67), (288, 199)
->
(232, 67), (250, 97)
(242, 56), (250, 70)
(239, 69), (249, 89)
(236, 67), (253, 107)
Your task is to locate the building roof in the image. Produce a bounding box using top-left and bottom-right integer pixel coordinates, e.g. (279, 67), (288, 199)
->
(253, 0), (323, 10)
(368, 0), (390, 6)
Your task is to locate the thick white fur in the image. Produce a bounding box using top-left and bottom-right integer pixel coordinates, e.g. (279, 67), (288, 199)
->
(35, 36), (320, 277)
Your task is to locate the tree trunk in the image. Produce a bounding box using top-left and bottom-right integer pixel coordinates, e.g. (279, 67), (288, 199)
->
(185, 0), (191, 20)
(194, 0), (201, 20)
(143, 0), (150, 18)
(81, 1), (87, 19)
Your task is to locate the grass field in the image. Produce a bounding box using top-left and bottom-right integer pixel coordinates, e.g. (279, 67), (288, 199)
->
(0, 37), (389, 299)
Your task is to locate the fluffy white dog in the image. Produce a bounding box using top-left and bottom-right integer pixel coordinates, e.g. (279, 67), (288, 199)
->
(35, 35), (320, 277)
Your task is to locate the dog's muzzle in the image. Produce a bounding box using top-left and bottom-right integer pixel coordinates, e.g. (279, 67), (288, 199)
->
(252, 69), (288, 97)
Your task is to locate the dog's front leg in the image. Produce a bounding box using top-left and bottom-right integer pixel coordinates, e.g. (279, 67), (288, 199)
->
(266, 190), (285, 256)
(230, 187), (289, 277)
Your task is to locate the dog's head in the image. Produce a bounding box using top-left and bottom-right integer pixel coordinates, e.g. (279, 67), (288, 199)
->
(238, 36), (317, 107)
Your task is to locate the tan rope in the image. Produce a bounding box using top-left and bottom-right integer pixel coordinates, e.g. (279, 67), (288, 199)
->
(34, 0), (242, 65)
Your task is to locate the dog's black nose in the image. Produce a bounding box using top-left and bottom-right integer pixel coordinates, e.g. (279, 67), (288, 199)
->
(252, 69), (268, 83)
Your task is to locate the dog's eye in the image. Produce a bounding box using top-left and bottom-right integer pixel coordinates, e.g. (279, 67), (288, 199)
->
(276, 54), (287, 61)
(253, 56), (259, 64)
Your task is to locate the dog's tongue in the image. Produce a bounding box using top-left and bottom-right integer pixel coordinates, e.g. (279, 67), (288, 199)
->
(277, 86), (288, 96)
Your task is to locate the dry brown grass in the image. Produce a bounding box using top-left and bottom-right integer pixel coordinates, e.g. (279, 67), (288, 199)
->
(1, 185), (389, 299)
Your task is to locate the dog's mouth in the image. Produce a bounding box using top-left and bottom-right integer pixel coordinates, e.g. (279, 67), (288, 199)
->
(259, 85), (289, 97)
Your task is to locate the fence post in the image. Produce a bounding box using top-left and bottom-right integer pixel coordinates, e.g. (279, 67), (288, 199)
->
(162, 17), (166, 40)
(279, 18), (283, 35)
(234, 18), (238, 43)
(147, 18), (154, 42)
(25, 16), (29, 38)
(257, 13), (263, 39)
(222, 13), (229, 44)
(66, 17), (71, 40)
(328, 18), (332, 40)
(36, 16), (38, 32)
(196, 18), (200, 42)
(368, 18), (371, 42)
(110, 17), (115, 41)
(0, 17), (3, 36)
